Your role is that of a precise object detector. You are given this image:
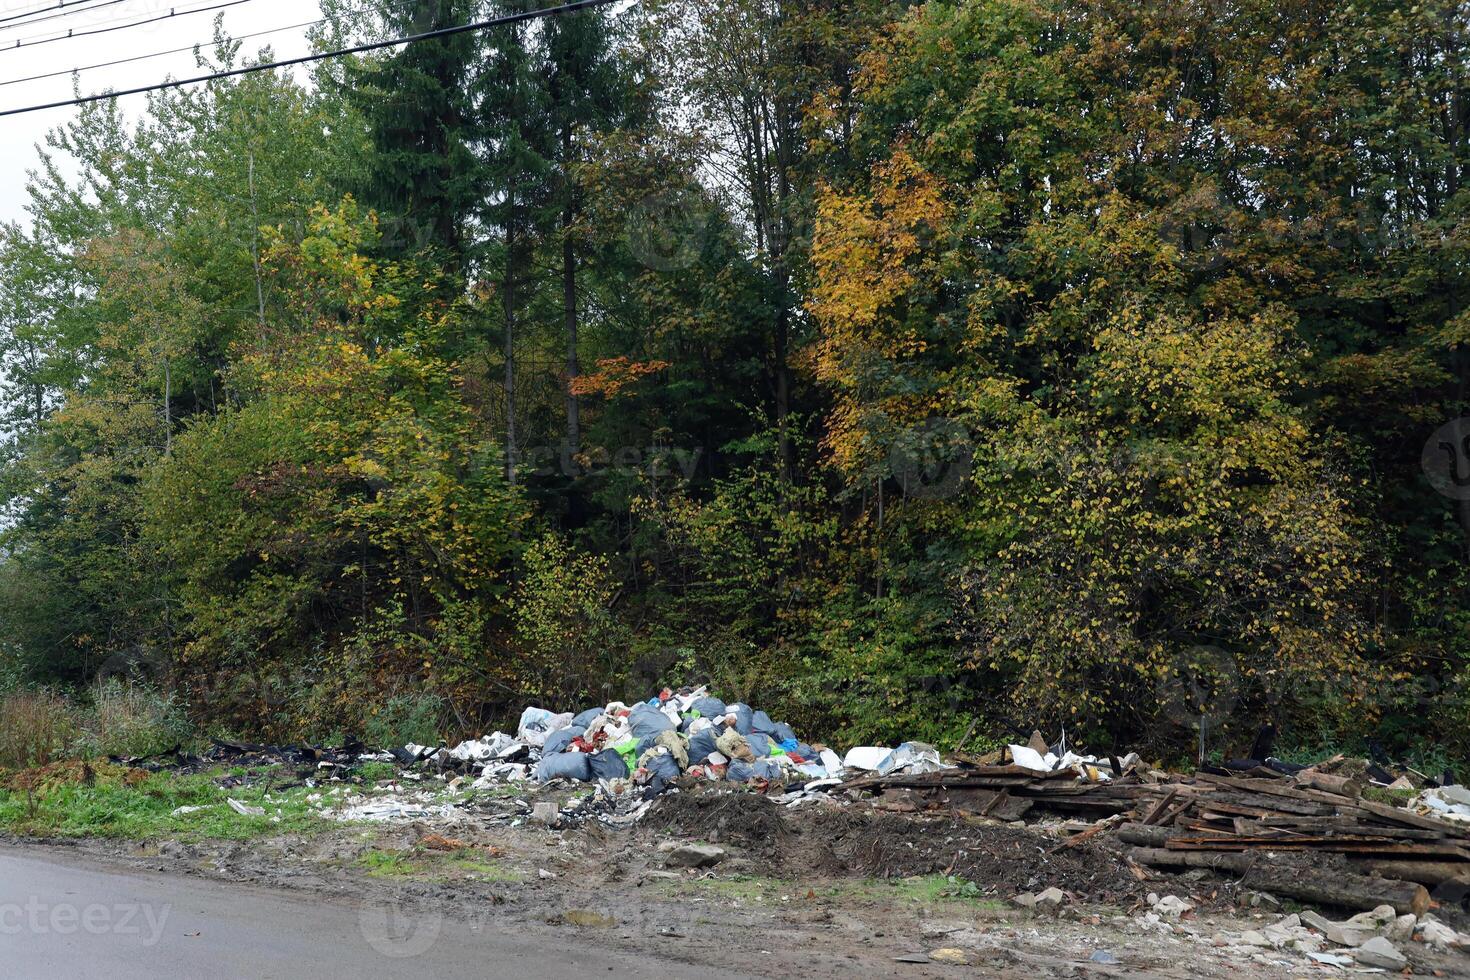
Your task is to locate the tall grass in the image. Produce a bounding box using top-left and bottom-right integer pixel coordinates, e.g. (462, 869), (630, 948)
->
(72, 680), (193, 759)
(0, 682), (193, 769)
(0, 690), (76, 768)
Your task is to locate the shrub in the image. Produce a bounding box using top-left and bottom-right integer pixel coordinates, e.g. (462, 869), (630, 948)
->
(511, 533), (629, 705)
(71, 680), (194, 760)
(362, 692), (446, 749)
(0, 690), (77, 768)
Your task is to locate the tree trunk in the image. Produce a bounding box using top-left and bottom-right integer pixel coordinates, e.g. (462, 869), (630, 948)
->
(504, 192), (518, 487)
(562, 128), (581, 466)
(1129, 847), (1432, 915)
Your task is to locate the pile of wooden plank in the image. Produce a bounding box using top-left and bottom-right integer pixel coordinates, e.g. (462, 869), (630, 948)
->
(840, 758), (1470, 913)
(1116, 768), (1470, 911)
(838, 760), (1148, 823)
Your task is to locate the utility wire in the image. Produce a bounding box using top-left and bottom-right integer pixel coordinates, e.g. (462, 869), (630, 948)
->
(0, 17), (323, 87)
(0, 0), (136, 29)
(0, 0), (622, 118)
(0, 0), (140, 33)
(3, 0), (251, 53)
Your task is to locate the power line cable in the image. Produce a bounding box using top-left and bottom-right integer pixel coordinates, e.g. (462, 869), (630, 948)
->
(0, 0), (139, 33)
(0, 0), (622, 118)
(0, 17), (324, 86)
(3, 0), (251, 53)
(0, 0), (136, 30)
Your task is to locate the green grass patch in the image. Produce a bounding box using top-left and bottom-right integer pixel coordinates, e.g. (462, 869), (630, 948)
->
(659, 873), (1008, 912)
(359, 850), (418, 877)
(1362, 786), (1417, 806)
(0, 768), (331, 841)
(356, 847), (523, 882)
(354, 761), (398, 784)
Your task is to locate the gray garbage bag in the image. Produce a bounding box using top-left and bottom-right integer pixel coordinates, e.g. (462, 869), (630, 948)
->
(536, 752), (593, 783)
(643, 750), (680, 782)
(751, 710), (778, 735)
(571, 707), (603, 729)
(728, 703), (754, 735)
(745, 732), (773, 757)
(771, 722), (797, 744)
(541, 726), (585, 755)
(628, 704), (675, 740)
(690, 696), (727, 718)
(588, 749), (628, 781)
(725, 760), (756, 782)
(687, 729), (719, 764)
(752, 759), (783, 780)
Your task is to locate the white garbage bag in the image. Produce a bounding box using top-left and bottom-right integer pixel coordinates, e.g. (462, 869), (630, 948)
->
(517, 706), (574, 747)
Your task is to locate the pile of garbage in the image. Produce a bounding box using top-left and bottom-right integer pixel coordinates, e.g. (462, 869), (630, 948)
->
(382, 686), (945, 804)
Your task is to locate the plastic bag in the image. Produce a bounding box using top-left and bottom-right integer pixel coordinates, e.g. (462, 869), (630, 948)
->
(536, 751), (593, 782)
(518, 707), (574, 747)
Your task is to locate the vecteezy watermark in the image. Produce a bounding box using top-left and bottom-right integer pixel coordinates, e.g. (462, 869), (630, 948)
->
(625, 190), (708, 271)
(1157, 644), (1241, 750)
(0, 900), (170, 945)
(517, 443), (703, 482)
(1421, 417), (1470, 501)
(887, 417), (974, 500)
(358, 895), (444, 959)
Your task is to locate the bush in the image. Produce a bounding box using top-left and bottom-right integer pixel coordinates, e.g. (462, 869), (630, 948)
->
(362, 692), (446, 749)
(0, 690), (77, 769)
(71, 681), (194, 760)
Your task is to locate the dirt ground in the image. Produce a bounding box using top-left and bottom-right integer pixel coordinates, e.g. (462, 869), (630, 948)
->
(7, 785), (1470, 978)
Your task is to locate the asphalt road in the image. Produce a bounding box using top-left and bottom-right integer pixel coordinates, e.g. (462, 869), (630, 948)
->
(0, 848), (755, 979)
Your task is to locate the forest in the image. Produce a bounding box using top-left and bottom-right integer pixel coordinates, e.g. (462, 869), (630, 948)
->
(0, 0), (1466, 767)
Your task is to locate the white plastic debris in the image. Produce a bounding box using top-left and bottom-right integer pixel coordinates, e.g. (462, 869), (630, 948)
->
(842, 746), (892, 771)
(330, 795), (465, 822)
(1008, 744), (1058, 772)
(226, 799), (265, 817)
(1412, 784), (1470, 823)
(448, 732), (518, 762)
(875, 742), (948, 775)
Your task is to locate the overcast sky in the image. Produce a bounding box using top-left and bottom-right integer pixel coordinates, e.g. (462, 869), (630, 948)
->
(0, 0), (324, 226)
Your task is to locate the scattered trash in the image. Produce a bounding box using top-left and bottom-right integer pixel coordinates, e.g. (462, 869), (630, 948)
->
(226, 799), (264, 817)
(1306, 951), (1353, 967)
(1413, 784), (1470, 824)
